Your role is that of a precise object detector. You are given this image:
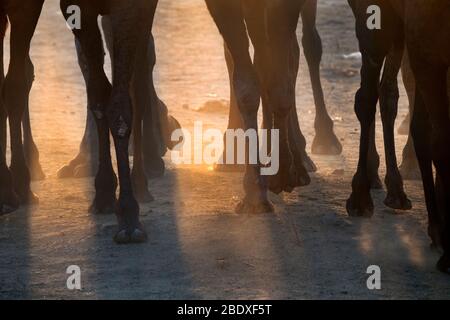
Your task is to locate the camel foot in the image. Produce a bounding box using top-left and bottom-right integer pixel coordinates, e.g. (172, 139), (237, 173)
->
(269, 153), (310, 194)
(311, 132), (343, 155)
(384, 190), (412, 211)
(113, 196), (147, 244)
(114, 226), (148, 244)
(58, 162), (96, 179)
(347, 174), (374, 217)
(89, 193), (116, 215)
(57, 154), (96, 179)
(0, 188), (20, 215)
(0, 168), (20, 215)
(346, 194), (374, 217)
(235, 197), (274, 214)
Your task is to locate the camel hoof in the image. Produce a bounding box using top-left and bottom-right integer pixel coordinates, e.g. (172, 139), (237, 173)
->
(0, 204), (18, 215)
(384, 191), (412, 211)
(269, 161), (309, 194)
(346, 189), (374, 217)
(89, 197), (116, 215)
(57, 165), (74, 179)
(437, 255), (450, 274)
(311, 133), (343, 156)
(114, 227), (148, 244)
(0, 191), (20, 215)
(235, 198), (274, 214)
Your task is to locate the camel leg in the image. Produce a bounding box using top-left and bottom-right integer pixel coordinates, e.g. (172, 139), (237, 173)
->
(106, 0), (155, 243)
(397, 51), (414, 136)
(346, 52), (383, 217)
(412, 66), (450, 273)
(129, 5), (158, 203)
(263, 0), (310, 194)
(287, 31), (317, 174)
(398, 51), (421, 180)
(3, 4), (42, 205)
(61, 1), (117, 216)
(301, 0), (342, 155)
(22, 56), (45, 181)
(410, 88), (443, 251)
(0, 24), (20, 215)
(0, 31), (5, 155)
(379, 39), (411, 211)
(206, 0), (273, 214)
(57, 36), (99, 179)
(214, 42), (246, 172)
(141, 33), (166, 179)
(366, 120), (382, 189)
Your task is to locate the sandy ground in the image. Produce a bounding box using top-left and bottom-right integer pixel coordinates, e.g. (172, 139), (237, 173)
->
(1, 0), (450, 299)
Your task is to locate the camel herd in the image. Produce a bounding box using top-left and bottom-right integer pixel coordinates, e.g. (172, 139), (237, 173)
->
(0, 0), (449, 273)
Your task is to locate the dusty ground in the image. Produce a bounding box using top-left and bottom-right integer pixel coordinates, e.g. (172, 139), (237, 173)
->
(1, 0), (449, 299)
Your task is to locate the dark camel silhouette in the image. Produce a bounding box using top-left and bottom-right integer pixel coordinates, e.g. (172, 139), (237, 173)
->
(0, 0), (43, 215)
(346, 0), (412, 218)
(0, 3), (45, 184)
(347, 0), (450, 273)
(398, 55), (450, 181)
(215, 0), (341, 174)
(56, 16), (180, 181)
(406, 0), (450, 273)
(206, 0), (323, 213)
(60, 0), (161, 243)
